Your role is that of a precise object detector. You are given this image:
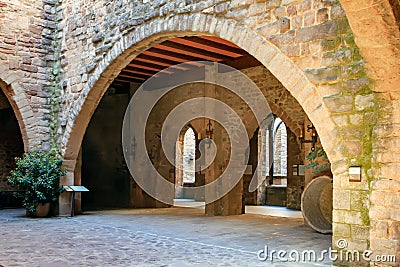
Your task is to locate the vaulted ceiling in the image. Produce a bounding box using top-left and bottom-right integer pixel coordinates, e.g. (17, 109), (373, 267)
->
(113, 36), (261, 86)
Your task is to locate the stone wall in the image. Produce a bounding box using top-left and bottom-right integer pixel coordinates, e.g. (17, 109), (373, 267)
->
(286, 127), (304, 210)
(81, 85), (131, 210)
(0, 0), (398, 262)
(0, 0), (65, 150)
(58, 0), (361, 160)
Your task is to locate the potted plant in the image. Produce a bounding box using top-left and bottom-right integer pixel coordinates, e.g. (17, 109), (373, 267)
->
(7, 150), (66, 217)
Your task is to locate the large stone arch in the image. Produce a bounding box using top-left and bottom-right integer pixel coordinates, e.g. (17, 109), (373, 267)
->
(61, 14), (341, 171)
(340, 0), (400, 94)
(56, 1), (397, 257)
(339, 1), (400, 262)
(0, 66), (35, 151)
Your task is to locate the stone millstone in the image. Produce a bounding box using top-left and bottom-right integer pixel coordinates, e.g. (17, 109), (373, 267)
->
(301, 176), (333, 234)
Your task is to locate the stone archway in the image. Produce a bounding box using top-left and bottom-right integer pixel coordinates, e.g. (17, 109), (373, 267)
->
(60, 15), (340, 212)
(175, 125), (203, 201)
(58, 13), (369, 255)
(0, 69), (35, 151)
(61, 15), (340, 169)
(0, 78), (26, 207)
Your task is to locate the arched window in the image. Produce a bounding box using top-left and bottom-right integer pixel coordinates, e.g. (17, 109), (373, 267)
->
(183, 127), (196, 183)
(273, 118), (287, 178)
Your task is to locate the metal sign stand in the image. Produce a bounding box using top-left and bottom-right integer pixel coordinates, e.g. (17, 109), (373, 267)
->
(63, 186), (89, 217)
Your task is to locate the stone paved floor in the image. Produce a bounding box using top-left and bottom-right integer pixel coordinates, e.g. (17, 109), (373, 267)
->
(0, 207), (332, 267)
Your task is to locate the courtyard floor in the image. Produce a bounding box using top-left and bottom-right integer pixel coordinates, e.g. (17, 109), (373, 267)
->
(0, 207), (332, 267)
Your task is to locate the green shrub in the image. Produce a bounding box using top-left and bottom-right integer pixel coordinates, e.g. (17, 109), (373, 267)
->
(8, 150), (66, 213)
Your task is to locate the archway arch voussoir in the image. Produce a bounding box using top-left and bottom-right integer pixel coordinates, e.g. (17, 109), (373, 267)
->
(0, 68), (32, 151)
(63, 14), (344, 176)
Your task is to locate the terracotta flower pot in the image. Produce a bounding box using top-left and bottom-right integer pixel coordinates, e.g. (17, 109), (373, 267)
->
(26, 203), (50, 217)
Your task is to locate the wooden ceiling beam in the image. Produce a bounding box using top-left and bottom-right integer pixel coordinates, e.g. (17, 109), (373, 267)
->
(173, 37), (244, 56)
(145, 47), (208, 62)
(159, 40), (236, 61)
(123, 66), (158, 77)
(219, 55), (261, 71)
(115, 78), (144, 84)
(135, 54), (188, 69)
(119, 73), (147, 80)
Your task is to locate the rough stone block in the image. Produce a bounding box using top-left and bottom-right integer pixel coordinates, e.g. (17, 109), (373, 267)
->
(333, 189), (351, 210)
(333, 209), (363, 225)
(303, 10), (315, 27)
(355, 94), (374, 111)
(305, 66), (340, 84)
(370, 220), (389, 239)
(333, 222), (351, 237)
(370, 205), (391, 220)
(295, 21), (337, 43)
(323, 95), (353, 113)
(388, 221), (400, 240)
(352, 225), (370, 240)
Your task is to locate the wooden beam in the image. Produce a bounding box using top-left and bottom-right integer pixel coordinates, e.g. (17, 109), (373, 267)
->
(159, 40), (236, 61)
(173, 37), (244, 56)
(123, 66), (158, 77)
(219, 55), (261, 71)
(145, 47), (208, 63)
(126, 63), (174, 75)
(198, 36), (241, 48)
(118, 73), (147, 80)
(135, 54), (188, 69)
(115, 78), (144, 84)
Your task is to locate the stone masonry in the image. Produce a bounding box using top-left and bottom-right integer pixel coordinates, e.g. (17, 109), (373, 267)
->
(0, 1), (399, 266)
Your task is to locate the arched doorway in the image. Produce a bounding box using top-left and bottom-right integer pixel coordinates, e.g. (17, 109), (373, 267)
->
(175, 126), (203, 201)
(59, 9), (366, 251)
(182, 127), (196, 185)
(66, 33), (332, 220)
(0, 89), (24, 208)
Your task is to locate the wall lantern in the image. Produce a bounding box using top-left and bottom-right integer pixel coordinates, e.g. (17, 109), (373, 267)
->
(206, 119), (213, 139)
(299, 124), (317, 151)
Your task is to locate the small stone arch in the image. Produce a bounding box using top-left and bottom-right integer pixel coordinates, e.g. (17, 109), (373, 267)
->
(0, 67), (35, 151)
(61, 14), (342, 176)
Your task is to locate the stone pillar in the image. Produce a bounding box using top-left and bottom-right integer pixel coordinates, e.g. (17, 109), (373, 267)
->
(286, 128), (304, 210)
(205, 121), (243, 216)
(73, 147), (82, 214)
(59, 159), (76, 216)
(174, 139), (184, 198)
(127, 82), (172, 208)
(267, 120), (274, 185)
(369, 179), (400, 266)
(243, 131), (259, 205)
(204, 64), (243, 216)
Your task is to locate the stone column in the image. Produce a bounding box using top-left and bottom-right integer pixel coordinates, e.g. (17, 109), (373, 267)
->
(204, 65), (244, 216)
(205, 121), (243, 216)
(59, 159), (76, 216)
(127, 82), (172, 208)
(174, 139), (184, 198)
(243, 130), (260, 205)
(286, 128), (304, 210)
(73, 147), (82, 214)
